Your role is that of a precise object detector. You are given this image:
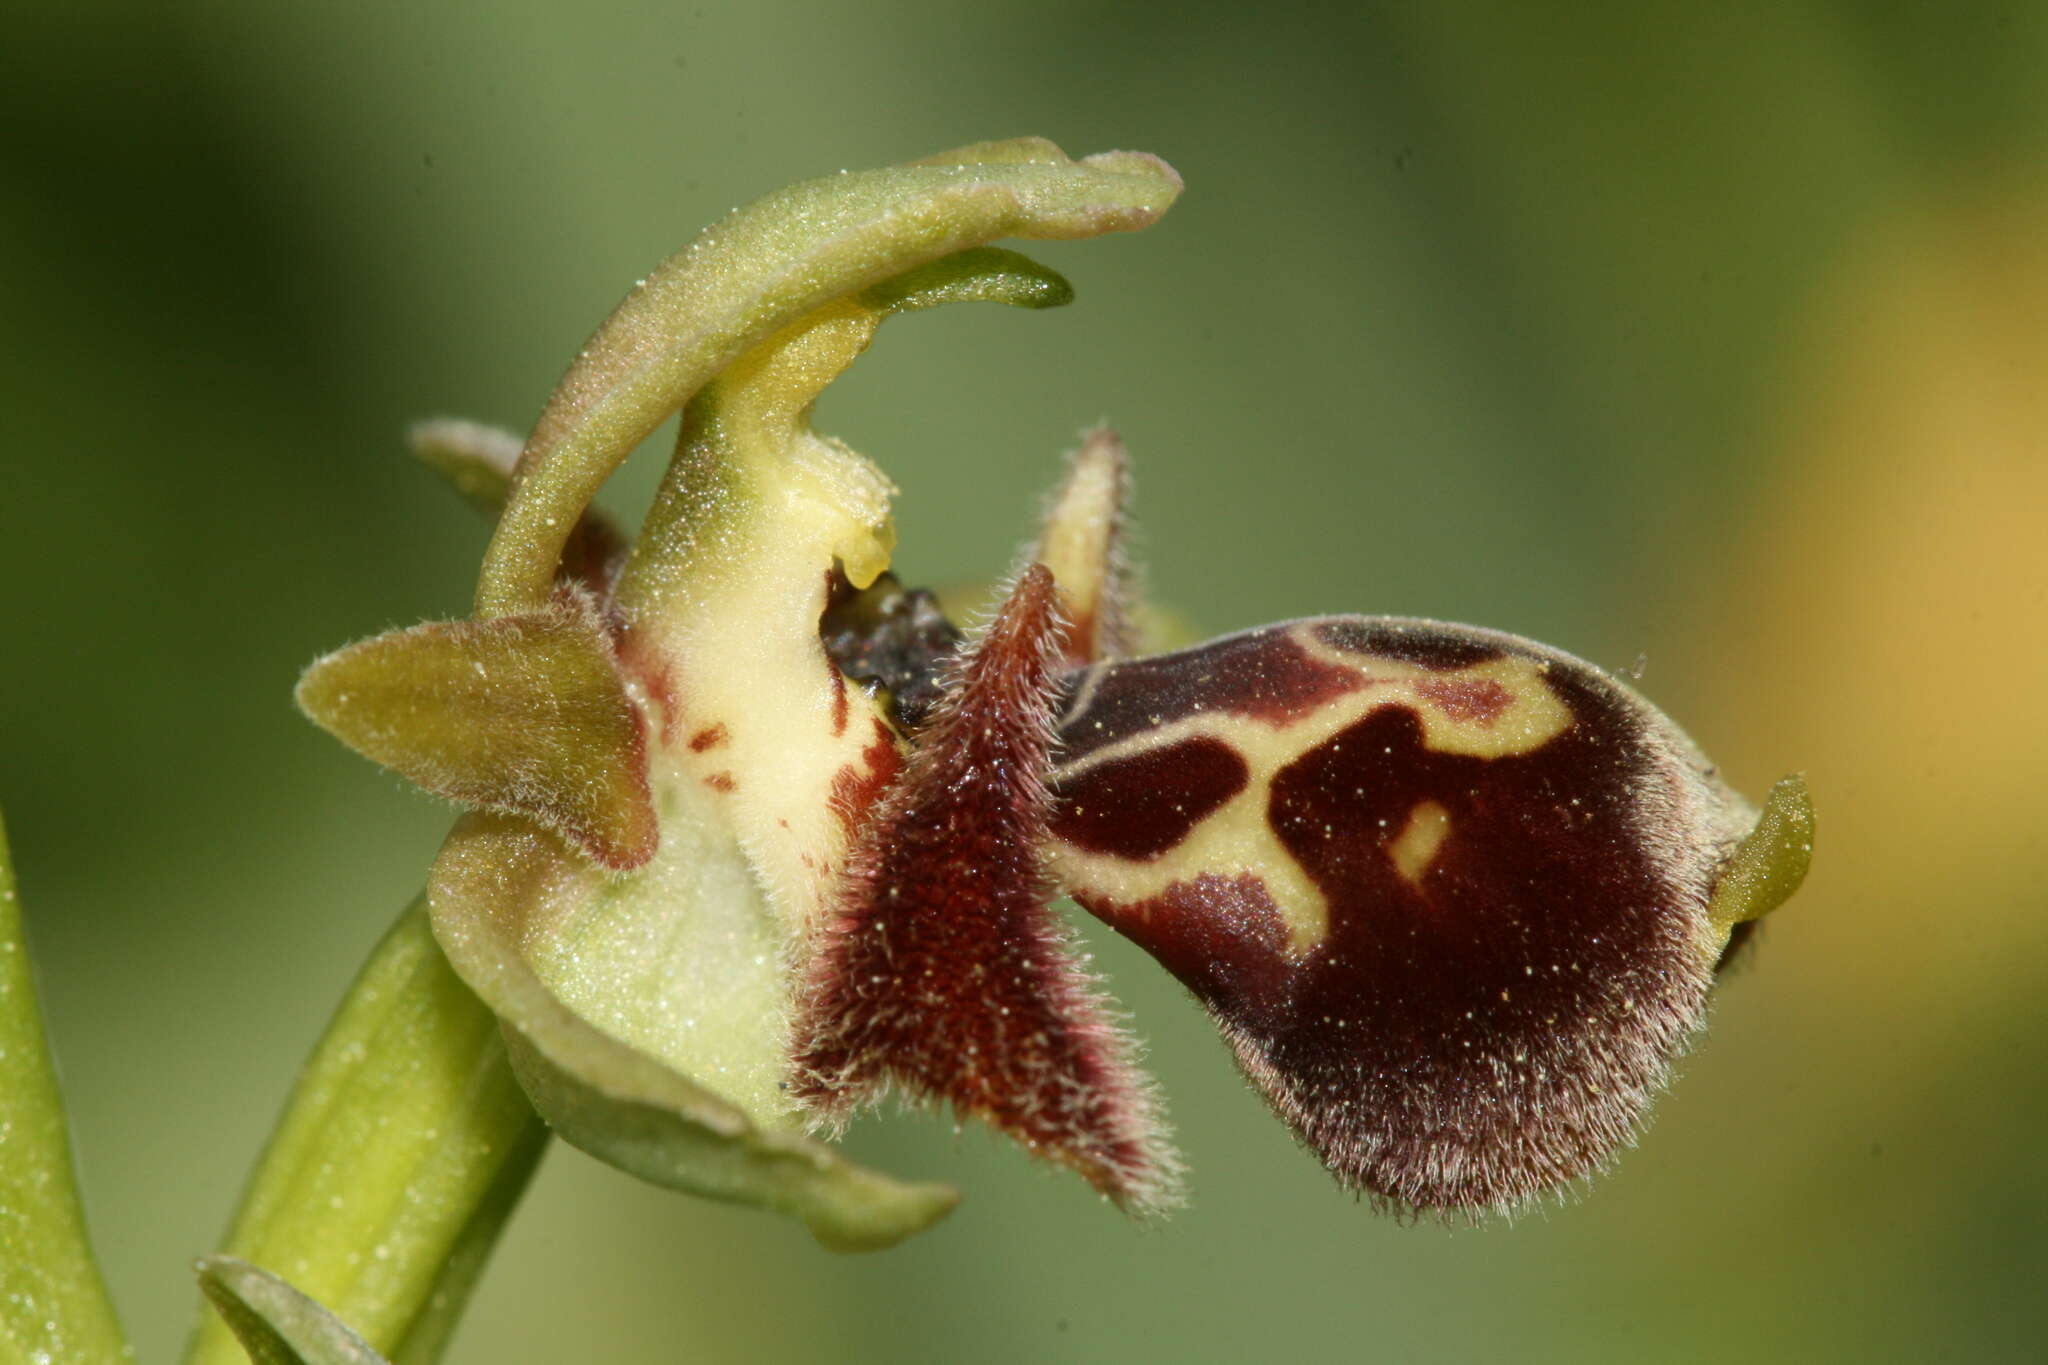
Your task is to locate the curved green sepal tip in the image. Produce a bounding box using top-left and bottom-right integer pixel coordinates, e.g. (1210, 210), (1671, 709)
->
(429, 814), (959, 1253)
(295, 602), (657, 870)
(502, 1030), (959, 1253)
(197, 1258), (391, 1365)
(1707, 773), (1814, 940)
(478, 136), (1181, 616)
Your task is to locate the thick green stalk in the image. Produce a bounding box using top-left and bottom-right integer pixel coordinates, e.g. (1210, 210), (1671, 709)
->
(0, 808), (134, 1363)
(184, 899), (548, 1365)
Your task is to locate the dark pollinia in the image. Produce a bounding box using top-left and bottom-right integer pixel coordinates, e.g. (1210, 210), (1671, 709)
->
(822, 572), (965, 730)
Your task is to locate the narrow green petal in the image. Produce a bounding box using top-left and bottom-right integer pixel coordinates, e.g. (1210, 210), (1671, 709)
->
(407, 420), (628, 593)
(1707, 773), (1816, 939)
(855, 245), (1072, 316)
(0, 807), (134, 1365)
(196, 1259), (390, 1365)
(429, 813), (958, 1251)
(476, 137), (1181, 616)
(295, 603), (657, 870)
(1033, 427), (1135, 666)
(405, 419), (524, 517)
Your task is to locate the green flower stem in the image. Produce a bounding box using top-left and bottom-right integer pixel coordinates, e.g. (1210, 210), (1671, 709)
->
(0, 807), (135, 1364)
(184, 898), (548, 1365)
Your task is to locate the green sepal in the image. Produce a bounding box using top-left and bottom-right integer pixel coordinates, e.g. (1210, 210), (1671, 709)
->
(196, 1259), (390, 1365)
(476, 136), (1181, 616)
(1707, 773), (1815, 938)
(502, 1031), (959, 1252)
(430, 813), (960, 1252)
(294, 599), (657, 870)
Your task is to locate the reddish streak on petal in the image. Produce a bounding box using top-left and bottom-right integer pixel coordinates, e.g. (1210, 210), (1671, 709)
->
(702, 771), (735, 793)
(1313, 619), (1504, 670)
(796, 565), (1180, 1214)
(827, 718), (904, 842)
(825, 651), (851, 738)
(1413, 677), (1512, 723)
(558, 514), (628, 599)
(1057, 606), (1102, 672)
(616, 627), (682, 748)
(688, 722), (729, 752)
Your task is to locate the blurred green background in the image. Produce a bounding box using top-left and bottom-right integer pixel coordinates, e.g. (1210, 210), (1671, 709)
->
(5, 3), (2046, 1361)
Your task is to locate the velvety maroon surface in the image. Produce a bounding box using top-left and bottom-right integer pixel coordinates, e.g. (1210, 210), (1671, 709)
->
(1049, 736), (1248, 859)
(1058, 627), (1368, 754)
(1051, 619), (1715, 1215)
(796, 566), (1174, 1209)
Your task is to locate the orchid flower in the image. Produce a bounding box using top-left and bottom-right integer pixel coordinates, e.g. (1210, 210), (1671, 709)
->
(295, 138), (1812, 1257)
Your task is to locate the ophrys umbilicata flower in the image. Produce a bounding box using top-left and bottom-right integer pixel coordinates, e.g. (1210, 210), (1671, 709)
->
(297, 138), (1812, 1249)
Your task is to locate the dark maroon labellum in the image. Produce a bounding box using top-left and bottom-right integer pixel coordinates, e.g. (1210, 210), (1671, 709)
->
(1045, 617), (1740, 1216)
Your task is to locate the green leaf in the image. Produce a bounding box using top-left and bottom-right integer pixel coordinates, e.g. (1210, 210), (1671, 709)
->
(1707, 773), (1816, 939)
(184, 901), (547, 1365)
(475, 136), (1181, 616)
(0, 807), (134, 1365)
(196, 1258), (389, 1365)
(430, 812), (960, 1252)
(295, 599), (658, 870)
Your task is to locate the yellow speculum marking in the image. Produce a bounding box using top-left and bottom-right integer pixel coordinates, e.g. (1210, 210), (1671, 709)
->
(1388, 800), (1451, 886)
(1292, 634), (1573, 759)
(1048, 625), (1572, 956)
